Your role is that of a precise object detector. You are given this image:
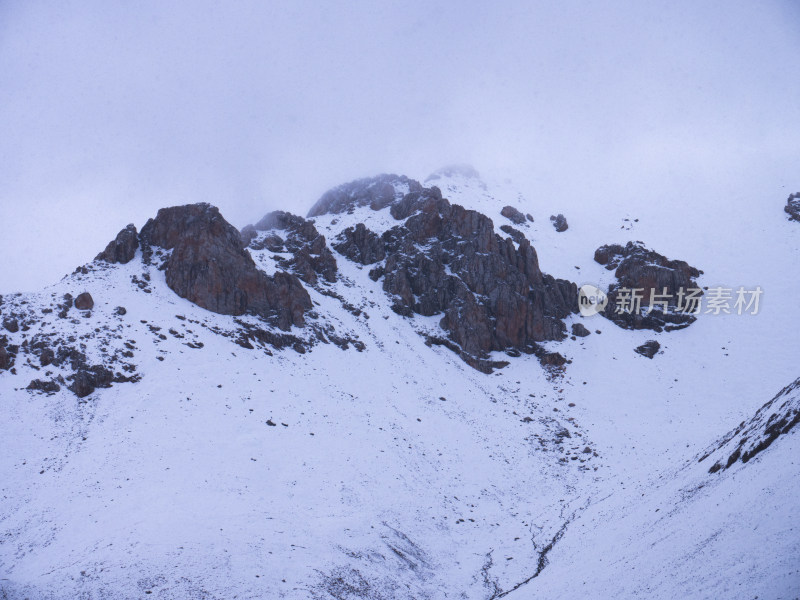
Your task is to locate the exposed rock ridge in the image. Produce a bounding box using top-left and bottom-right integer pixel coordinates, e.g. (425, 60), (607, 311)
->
(307, 174), (425, 218)
(701, 377), (800, 473)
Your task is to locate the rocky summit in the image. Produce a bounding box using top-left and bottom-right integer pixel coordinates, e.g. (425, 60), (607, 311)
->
(308, 175), (577, 369)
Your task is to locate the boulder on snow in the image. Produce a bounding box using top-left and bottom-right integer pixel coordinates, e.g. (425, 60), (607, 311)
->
(571, 322), (591, 337)
(550, 214), (568, 232)
(501, 206), (527, 225)
(74, 292), (94, 310)
(634, 340), (660, 358)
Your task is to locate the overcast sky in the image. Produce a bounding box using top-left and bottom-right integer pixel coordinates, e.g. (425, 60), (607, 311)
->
(1, 1), (799, 292)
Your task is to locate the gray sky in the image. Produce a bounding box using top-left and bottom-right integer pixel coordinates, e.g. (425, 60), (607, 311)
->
(1, 1), (799, 292)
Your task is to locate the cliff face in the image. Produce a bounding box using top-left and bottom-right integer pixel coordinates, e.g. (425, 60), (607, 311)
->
(140, 203), (311, 330)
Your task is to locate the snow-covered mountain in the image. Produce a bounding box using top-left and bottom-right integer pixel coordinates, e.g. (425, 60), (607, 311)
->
(1, 168), (798, 599)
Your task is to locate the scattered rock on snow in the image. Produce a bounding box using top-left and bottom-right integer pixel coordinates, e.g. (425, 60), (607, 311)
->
(634, 340), (660, 358)
(26, 378), (61, 394)
(550, 214), (568, 232)
(244, 211), (338, 285)
(785, 192), (800, 221)
(501, 205), (527, 225)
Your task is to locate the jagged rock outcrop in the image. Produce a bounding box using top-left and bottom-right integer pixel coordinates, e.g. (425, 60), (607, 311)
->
(501, 206), (527, 225)
(74, 292), (94, 310)
(499, 224), (525, 244)
(314, 177), (577, 362)
(550, 214), (568, 232)
(243, 211), (337, 285)
(308, 174), (425, 217)
(701, 378), (800, 473)
(594, 241), (703, 332)
(334, 223), (386, 265)
(96, 224), (138, 264)
(634, 340), (660, 358)
(785, 192), (800, 221)
(140, 203), (311, 330)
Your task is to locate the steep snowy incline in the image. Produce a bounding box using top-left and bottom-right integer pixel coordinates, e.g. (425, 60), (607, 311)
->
(527, 378), (800, 599)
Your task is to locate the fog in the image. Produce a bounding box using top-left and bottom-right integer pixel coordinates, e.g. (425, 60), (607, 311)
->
(1, 1), (799, 292)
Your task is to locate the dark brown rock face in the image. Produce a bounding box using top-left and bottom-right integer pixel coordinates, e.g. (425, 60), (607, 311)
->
(68, 365), (114, 398)
(243, 211), (337, 285)
(337, 185), (578, 360)
(333, 223), (386, 265)
(550, 214), (568, 232)
(785, 192), (800, 221)
(501, 206), (527, 225)
(595, 241), (702, 332)
(140, 203), (311, 330)
(0, 344), (10, 370)
(96, 224), (138, 264)
(74, 292), (94, 310)
(499, 224), (525, 244)
(634, 340), (660, 358)
(27, 378), (61, 394)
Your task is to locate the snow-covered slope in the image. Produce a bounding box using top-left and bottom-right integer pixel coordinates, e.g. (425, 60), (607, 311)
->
(1, 168), (798, 599)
